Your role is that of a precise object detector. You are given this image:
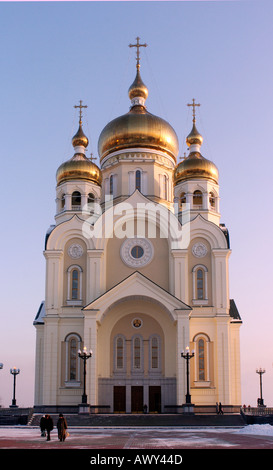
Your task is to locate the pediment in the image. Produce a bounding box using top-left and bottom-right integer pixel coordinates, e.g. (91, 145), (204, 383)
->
(83, 271), (191, 323)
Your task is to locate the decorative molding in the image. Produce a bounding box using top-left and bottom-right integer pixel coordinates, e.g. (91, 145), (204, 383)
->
(120, 237), (154, 268)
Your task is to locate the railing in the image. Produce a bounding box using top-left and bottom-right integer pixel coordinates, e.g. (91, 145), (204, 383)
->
(241, 406), (273, 416)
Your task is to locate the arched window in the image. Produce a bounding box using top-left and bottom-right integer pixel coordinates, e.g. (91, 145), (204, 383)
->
(209, 192), (215, 209)
(192, 265), (208, 305)
(197, 268), (204, 300)
(132, 335), (143, 372)
(135, 170), (141, 192)
(64, 333), (82, 386)
(134, 337), (141, 369)
(198, 338), (205, 380)
(193, 190), (203, 207)
(149, 335), (161, 371)
(72, 191), (81, 209)
(61, 194), (65, 209)
(67, 265), (83, 305)
(193, 334), (211, 384)
(71, 269), (79, 300)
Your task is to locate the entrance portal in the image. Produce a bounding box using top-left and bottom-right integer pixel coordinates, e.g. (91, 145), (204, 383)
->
(131, 386), (143, 413)
(149, 386), (161, 413)
(114, 386), (126, 412)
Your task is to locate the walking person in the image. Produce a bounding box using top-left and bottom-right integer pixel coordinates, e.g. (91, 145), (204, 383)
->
(57, 413), (68, 442)
(40, 415), (46, 437)
(44, 414), (54, 441)
(218, 402), (224, 415)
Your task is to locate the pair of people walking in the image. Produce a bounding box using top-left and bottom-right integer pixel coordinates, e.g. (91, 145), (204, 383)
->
(40, 413), (68, 441)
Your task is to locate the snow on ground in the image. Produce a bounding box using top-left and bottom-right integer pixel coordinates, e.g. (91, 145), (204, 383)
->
(235, 424), (273, 436)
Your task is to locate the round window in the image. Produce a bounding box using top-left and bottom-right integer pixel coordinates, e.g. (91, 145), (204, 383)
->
(120, 238), (154, 268)
(131, 245), (144, 259)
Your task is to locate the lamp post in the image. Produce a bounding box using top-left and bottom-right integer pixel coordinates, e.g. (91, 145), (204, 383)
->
(181, 346), (194, 408)
(78, 347), (92, 405)
(10, 367), (20, 408)
(256, 367), (266, 407)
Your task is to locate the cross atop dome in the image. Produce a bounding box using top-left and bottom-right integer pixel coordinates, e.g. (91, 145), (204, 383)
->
(129, 36), (147, 69)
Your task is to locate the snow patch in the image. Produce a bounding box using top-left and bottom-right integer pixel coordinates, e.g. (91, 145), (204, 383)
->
(235, 424), (273, 436)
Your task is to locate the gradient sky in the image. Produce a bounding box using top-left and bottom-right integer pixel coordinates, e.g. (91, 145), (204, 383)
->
(0, 0), (272, 408)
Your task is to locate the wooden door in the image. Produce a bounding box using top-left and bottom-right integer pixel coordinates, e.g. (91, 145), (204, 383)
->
(114, 386), (126, 412)
(149, 386), (161, 413)
(131, 386), (143, 413)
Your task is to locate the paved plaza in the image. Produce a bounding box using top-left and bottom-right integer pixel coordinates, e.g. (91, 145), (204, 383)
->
(1, 424), (273, 449)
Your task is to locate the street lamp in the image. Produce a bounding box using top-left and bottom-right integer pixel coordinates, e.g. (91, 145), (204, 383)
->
(256, 367), (266, 407)
(181, 346), (194, 406)
(10, 367), (20, 408)
(78, 347), (92, 405)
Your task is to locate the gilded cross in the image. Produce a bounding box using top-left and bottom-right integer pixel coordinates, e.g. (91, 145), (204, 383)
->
(89, 152), (97, 162)
(74, 100), (88, 124)
(129, 37), (147, 68)
(187, 99), (201, 122)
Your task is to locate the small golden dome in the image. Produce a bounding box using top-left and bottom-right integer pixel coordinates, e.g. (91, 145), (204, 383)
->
(128, 68), (148, 102)
(186, 121), (203, 147)
(174, 152), (218, 185)
(98, 69), (179, 162)
(72, 123), (89, 149)
(56, 154), (102, 187)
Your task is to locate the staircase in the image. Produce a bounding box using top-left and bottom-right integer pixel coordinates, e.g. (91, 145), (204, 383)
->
(29, 413), (245, 427)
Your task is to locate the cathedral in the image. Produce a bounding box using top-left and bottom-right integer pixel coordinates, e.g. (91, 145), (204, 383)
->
(33, 39), (242, 414)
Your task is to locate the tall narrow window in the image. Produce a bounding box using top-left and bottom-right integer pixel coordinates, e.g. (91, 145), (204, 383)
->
(61, 194), (65, 209)
(197, 268), (204, 300)
(69, 338), (77, 380)
(151, 337), (159, 369)
(64, 333), (82, 386)
(71, 269), (79, 299)
(164, 175), (168, 200)
(198, 339), (205, 380)
(134, 337), (141, 369)
(72, 191), (81, 209)
(135, 170), (141, 192)
(109, 175), (114, 196)
(116, 337), (124, 370)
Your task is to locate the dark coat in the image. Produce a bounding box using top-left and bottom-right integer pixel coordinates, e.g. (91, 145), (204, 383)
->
(44, 415), (54, 431)
(57, 416), (67, 439)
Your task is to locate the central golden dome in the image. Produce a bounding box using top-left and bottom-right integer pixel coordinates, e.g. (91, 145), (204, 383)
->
(98, 68), (179, 163)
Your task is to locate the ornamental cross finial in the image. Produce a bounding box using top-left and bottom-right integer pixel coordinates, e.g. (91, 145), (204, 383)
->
(74, 100), (88, 125)
(89, 152), (97, 162)
(129, 36), (147, 68)
(187, 98), (201, 122)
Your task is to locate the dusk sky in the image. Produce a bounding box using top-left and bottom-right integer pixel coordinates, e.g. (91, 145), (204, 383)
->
(0, 0), (272, 408)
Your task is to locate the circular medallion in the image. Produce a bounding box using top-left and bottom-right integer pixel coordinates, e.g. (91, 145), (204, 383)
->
(68, 243), (83, 259)
(192, 242), (208, 258)
(120, 238), (154, 268)
(132, 318), (143, 329)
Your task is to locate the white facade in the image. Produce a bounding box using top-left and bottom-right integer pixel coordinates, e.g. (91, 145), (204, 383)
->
(34, 66), (242, 413)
